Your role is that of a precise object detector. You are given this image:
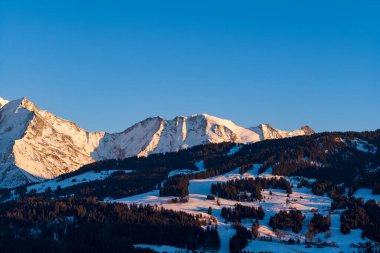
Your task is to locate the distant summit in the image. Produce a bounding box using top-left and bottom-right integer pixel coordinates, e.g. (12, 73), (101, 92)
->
(249, 123), (314, 141)
(0, 97), (9, 108)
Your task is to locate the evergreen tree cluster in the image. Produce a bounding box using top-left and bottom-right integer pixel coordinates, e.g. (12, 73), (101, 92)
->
(338, 197), (380, 242)
(310, 179), (345, 196)
(211, 178), (263, 201)
(372, 183), (380, 195)
(211, 177), (292, 201)
(229, 223), (252, 253)
(221, 204), (265, 222)
(269, 210), (305, 233)
(0, 197), (220, 252)
(308, 213), (331, 234)
(159, 177), (189, 197)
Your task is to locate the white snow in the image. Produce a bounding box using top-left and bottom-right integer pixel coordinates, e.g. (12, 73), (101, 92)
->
(114, 165), (373, 253)
(27, 170), (133, 193)
(0, 97), (9, 108)
(168, 169), (199, 178)
(134, 244), (187, 252)
(0, 97), (313, 188)
(350, 138), (377, 154)
(195, 160), (206, 172)
(249, 123), (314, 141)
(0, 97), (108, 187)
(353, 188), (380, 202)
(167, 160), (207, 178)
(226, 145), (242, 155)
(93, 113), (263, 160)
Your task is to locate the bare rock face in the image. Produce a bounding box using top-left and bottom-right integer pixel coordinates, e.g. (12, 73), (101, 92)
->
(0, 97), (314, 188)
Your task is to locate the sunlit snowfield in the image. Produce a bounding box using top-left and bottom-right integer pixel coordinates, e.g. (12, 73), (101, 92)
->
(114, 159), (376, 253)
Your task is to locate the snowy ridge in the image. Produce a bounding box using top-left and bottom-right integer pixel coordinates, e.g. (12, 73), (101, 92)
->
(0, 97), (314, 188)
(95, 114), (264, 160)
(250, 123), (315, 141)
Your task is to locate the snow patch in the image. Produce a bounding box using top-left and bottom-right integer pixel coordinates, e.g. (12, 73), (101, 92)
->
(351, 138), (377, 154)
(226, 145), (242, 156)
(27, 170), (134, 193)
(195, 160), (206, 172)
(134, 244), (186, 253)
(353, 188), (380, 202)
(168, 169), (199, 178)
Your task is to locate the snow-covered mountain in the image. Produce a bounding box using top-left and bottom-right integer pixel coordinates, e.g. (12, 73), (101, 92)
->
(0, 97), (106, 188)
(0, 97), (314, 188)
(93, 114), (263, 159)
(0, 97), (9, 109)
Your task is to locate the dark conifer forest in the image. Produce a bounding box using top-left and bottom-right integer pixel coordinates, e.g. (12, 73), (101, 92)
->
(9, 130), (378, 202)
(269, 210), (305, 233)
(0, 197), (220, 252)
(0, 129), (379, 251)
(221, 204), (265, 222)
(211, 177), (292, 201)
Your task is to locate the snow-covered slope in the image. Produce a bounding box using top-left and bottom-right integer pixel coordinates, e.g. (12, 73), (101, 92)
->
(94, 114), (263, 159)
(94, 114), (314, 160)
(92, 117), (165, 159)
(0, 97), (314, 188)
(0, 98), (106, 187)
(116, 166), (375, 253)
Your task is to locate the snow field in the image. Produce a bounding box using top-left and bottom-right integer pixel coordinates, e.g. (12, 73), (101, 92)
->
(115, 165), (378, 252)
(26, 170), (134, 193)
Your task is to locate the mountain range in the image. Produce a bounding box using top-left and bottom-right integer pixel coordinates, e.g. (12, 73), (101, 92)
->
(0, 97), (314, 188)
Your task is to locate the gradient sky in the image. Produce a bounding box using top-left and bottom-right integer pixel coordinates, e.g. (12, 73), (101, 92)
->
(1, 0), (379, 133)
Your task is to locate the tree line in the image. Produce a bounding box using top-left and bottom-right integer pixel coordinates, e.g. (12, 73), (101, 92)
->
(159, 177), (189, 197)
(211, 177), (292, 202)
(269, 210), (305, 233)
(336, 197), (380, 242)
(0, 196), (220, 252)
(221, 204), (265, 222)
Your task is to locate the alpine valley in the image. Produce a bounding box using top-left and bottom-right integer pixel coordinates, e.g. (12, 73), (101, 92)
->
(1, 97), (380, 253)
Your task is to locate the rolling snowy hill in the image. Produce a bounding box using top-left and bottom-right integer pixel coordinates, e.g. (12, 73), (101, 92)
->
(0, 97), (314, 188)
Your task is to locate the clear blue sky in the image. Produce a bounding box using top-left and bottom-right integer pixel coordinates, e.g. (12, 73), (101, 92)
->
(1, 0), (379, 133)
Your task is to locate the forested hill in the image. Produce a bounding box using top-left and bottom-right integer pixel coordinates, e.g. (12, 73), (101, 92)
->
(6, 129), (379, 201)
(1, 129), (380, 253)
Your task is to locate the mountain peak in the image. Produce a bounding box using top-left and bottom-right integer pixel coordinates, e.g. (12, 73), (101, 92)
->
(0, 97), (9, 108)
(10, 97), (39, 112)
(188, 113), (210, 118)
(249, 123), (314, 141)
(257, 123), (273, 129)
(300, 125), (315, 135)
